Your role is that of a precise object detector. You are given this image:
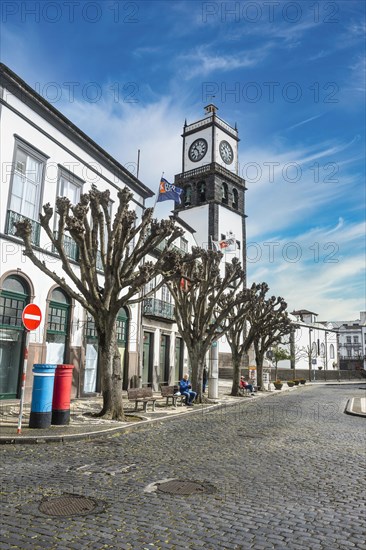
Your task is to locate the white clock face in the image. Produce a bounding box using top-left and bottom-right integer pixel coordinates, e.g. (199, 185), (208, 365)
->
(188, 138), (208, 162)
(219, 140), (234, 164)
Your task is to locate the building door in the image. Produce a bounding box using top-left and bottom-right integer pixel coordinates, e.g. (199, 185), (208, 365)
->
(84, 315), (99, 393)
(142, 332), (153, 387)
(159, 334), (170, 386)
(116, 307), (129, 390)
(0, 276), (29, 399)
(46, 288), (71, 364)
(174, 337), (184, 384)
(84, 309), (129, 393)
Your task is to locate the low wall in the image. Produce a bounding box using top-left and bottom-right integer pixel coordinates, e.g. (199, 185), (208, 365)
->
(219, 366), (366, 382)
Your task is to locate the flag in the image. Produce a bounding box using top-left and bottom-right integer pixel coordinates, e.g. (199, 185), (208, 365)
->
(180, 277), (191, 292)
(157, 178), (183, 204)
(212, 236), (237, 252)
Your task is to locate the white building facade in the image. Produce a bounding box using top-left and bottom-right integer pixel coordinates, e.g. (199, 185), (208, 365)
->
(140, 217), (197, 391)
(0, 64), (153, 402)
(332, 312), (366, 371)
(268, 310), (339, 373)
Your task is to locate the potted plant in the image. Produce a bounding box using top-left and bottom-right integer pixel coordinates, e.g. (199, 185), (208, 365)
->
(293, 379), (300, 386)
(287, 380), (295, 387)
(300, 379), (306, 384)
(273, 380), (283, 390)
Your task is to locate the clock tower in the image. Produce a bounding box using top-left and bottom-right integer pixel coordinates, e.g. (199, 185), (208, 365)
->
(174, 104), (247, 281)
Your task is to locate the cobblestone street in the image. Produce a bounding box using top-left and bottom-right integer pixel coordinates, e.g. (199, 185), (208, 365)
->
(1, 384), (365, 550)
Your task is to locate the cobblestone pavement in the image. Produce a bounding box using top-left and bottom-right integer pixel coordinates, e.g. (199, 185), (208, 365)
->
(1, 384), (365, 550)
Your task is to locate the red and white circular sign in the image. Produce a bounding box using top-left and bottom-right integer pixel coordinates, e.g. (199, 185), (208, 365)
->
(22, 304), (42, 331)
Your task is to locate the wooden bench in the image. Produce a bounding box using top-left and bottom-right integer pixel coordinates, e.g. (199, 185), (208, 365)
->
(127, 388), (158, 412)
(160, 385), (186, 407)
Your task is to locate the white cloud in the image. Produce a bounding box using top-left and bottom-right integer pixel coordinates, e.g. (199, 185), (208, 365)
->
(286, 114), (324, 131)
(247, 219), (366, 319)
(60, 95), (185, 198)
(178, 44), (271, 79)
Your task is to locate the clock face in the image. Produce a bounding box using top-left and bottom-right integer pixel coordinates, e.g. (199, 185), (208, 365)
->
(188, 138), (208, 162)
(219, 140), (234, 165)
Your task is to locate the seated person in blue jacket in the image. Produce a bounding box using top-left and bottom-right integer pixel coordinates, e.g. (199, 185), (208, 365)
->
(179, 373), (197, 406)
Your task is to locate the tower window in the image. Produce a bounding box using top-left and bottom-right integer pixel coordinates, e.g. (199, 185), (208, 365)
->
(221, 182), (228, 204)
(232, 188), (239, 209)
(184, 185), (192, 206)
(198, 181), (206, 202)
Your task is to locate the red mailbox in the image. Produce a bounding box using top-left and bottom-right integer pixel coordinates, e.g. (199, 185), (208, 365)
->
(51, 364), (74, 425)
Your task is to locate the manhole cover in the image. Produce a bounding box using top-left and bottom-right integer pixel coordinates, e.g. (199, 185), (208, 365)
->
(39, 495), (98, 516)
(157, 480), (215, 495)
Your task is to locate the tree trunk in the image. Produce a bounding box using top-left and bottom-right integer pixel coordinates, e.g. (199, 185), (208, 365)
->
(231, 352), (241, 396)
(256, 353), (265, 389)
(188, 345), (205, 402)
(98, 324), (124, 420)
(274, 361), (278, 382)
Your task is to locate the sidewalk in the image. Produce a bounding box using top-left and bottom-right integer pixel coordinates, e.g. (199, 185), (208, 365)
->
(1, 380), (364, 444)
(345, 396), (366, 417)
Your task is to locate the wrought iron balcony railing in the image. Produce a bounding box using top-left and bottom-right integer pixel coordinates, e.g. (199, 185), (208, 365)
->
(143, 298), (175, 321)
(154, 239), (186, 255)
(175, 162), (244, 185)
(53, 231), (79, 261)
(5, 210), (41, 246)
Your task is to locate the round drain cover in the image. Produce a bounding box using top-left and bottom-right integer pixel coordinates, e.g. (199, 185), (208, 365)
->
(39, 495), (98, 517)
(157, 480), (215, 495)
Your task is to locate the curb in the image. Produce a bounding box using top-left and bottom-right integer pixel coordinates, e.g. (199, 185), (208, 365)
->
(345, 397), (366, 417)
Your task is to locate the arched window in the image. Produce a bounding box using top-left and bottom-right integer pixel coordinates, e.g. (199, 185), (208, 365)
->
(330, 344), (334, 359)
(1, 276), (29, 329)
(232, 188), (239, 209)
(198, 181), (206, 202)
(221, 182), (228, 204)
(312, 342), (317, 356)
(0, 275), (30, 398)
(185, 185), (192, 206)
(320, 343), (325, 356)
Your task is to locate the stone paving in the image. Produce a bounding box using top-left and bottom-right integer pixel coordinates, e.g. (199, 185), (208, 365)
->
(1, 383), (365, 549)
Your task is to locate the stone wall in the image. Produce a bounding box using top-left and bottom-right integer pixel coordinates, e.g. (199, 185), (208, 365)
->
(219, 366), (366, 381)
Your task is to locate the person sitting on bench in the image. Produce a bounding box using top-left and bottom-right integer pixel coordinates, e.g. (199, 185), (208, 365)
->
(240, 376), (255, 395)
(179, 373), (197, 406)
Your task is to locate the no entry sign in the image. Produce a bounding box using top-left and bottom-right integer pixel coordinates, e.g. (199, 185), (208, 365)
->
(22, 304), (42, 331)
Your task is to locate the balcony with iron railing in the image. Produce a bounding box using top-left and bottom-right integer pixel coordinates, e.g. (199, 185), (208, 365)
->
(143, 298), (175, 321)
(5, 210), (41, 246)
(175, 162), (244, 185)
(53, 231), (79, 261)
(154, 239), (187, 255)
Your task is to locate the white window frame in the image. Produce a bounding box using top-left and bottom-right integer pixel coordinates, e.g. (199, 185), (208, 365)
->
(180, 237), (188, 253)
(57, 165), (84, 206)
(144, 277), (156, 297)
(8, 137), (48, 222)
(161, 284), (171, 303)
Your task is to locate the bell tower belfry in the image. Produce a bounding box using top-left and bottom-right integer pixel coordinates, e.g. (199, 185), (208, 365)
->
(174, 105), (247, 282)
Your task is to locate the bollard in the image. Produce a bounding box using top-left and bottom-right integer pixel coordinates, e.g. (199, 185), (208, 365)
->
(29, 364), (57, 429)
(52, 364), (74, 425)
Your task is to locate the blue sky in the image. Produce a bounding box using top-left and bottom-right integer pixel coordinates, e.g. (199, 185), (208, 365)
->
(1, 0), (365, 319)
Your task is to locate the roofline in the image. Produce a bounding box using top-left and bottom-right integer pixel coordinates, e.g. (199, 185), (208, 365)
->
(291, 309), (318, 316)
(0, 63), (154, 199)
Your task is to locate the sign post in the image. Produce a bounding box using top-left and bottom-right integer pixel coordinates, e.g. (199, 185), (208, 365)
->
(17, 304), (42, 434)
